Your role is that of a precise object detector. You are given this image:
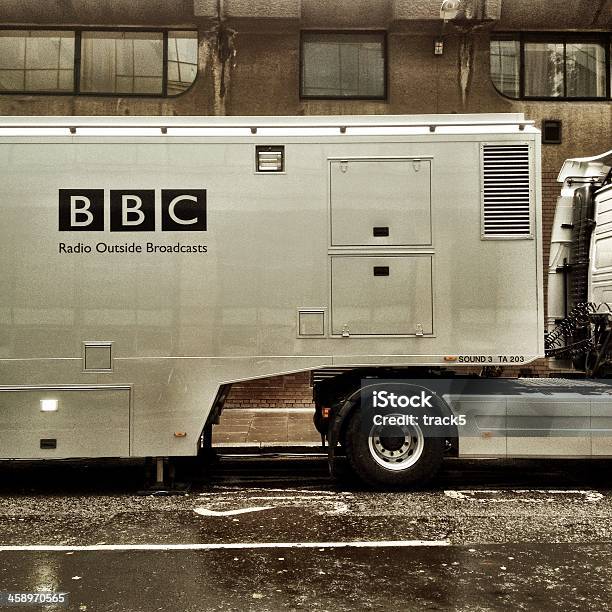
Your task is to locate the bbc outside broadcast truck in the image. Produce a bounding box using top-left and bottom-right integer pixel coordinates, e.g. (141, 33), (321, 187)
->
(1, 113), (611, 487)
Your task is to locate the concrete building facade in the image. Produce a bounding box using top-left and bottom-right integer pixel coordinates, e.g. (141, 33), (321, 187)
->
(1, 0), (610, 407)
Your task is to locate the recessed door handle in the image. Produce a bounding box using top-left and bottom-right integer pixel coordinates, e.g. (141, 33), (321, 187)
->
(373, 266), (390, 276)
(373, 226), (389, 237)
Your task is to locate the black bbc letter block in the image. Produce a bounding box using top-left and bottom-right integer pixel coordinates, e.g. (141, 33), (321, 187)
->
(110, 190), (155, 232)
(59, 189), (104, 231)
(161, 190), (207, 231)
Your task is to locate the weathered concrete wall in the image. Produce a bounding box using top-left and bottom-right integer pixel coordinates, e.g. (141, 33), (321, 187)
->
(226, 31), (299, 115)
(498, 0), (612, 29)
(303, 0), (391, 28)
(0, 0), (198, 26)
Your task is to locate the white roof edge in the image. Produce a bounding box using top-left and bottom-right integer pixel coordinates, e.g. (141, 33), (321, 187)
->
(557, 150), (612, 182)
(0, 113), (529, 129)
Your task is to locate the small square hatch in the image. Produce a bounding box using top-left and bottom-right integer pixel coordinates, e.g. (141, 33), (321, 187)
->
(83, 342), (113, 372)
(298, 309), (325, 336)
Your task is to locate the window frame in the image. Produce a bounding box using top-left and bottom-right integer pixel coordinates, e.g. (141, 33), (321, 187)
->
(299, 29), (388, 101)
(0, 28), (76, 94)
(491, 32), (612, 102)
(0, 26), (198, 97)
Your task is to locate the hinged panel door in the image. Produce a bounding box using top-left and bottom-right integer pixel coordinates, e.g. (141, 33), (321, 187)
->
(330, 159), (432, 246)
(331, 255), (433, 336)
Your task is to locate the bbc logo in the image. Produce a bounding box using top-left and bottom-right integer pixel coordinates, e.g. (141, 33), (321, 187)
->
(58, 189), (207, 232)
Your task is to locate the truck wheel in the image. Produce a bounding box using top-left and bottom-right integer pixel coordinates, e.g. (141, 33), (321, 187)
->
(344, 407), (444, 488)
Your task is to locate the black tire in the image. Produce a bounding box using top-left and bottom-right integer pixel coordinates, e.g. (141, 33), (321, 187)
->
(343, 402), (444, 488)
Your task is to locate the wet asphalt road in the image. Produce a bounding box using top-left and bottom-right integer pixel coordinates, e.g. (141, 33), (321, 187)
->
(2, 455), (612, 611)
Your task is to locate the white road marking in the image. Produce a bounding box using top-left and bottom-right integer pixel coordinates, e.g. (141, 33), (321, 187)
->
(194, 493), (352, 515)
(233, 497), (350, 514)
(195, 488), (352, 516)
(0, 540), (450, 552)
(444, 489), (603, 503)
(193, 506), (273, 517)
(246, 496), (348, 501)
(209, 487), (344, 495)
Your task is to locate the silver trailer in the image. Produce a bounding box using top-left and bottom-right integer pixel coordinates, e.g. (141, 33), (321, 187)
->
(9, 113), (608, 488)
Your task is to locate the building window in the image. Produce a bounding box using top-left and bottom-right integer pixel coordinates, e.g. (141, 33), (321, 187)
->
(167, 31), (198, 95)
(490, 39), (520, 98)
(301, 31), (386, 99)
(490, 34), (611, 100)
(81, 31), (164, 95)
(0, 30), (75, 92)
(523, 42), (565, 97)
(0, 28), (197, 97)
(565, 42), (606, 98)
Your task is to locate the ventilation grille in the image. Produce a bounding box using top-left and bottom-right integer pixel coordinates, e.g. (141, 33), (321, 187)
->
(482, 144), (531, 238)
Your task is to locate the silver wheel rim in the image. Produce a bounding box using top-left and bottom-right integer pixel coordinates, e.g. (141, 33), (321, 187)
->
(367, 415), (425, 471)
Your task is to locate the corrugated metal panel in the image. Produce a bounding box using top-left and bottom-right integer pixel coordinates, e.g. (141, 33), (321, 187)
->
(482, 143), (532, 238)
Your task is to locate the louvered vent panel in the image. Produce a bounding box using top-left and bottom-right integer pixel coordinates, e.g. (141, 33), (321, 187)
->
(482, 144), (531, 238)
